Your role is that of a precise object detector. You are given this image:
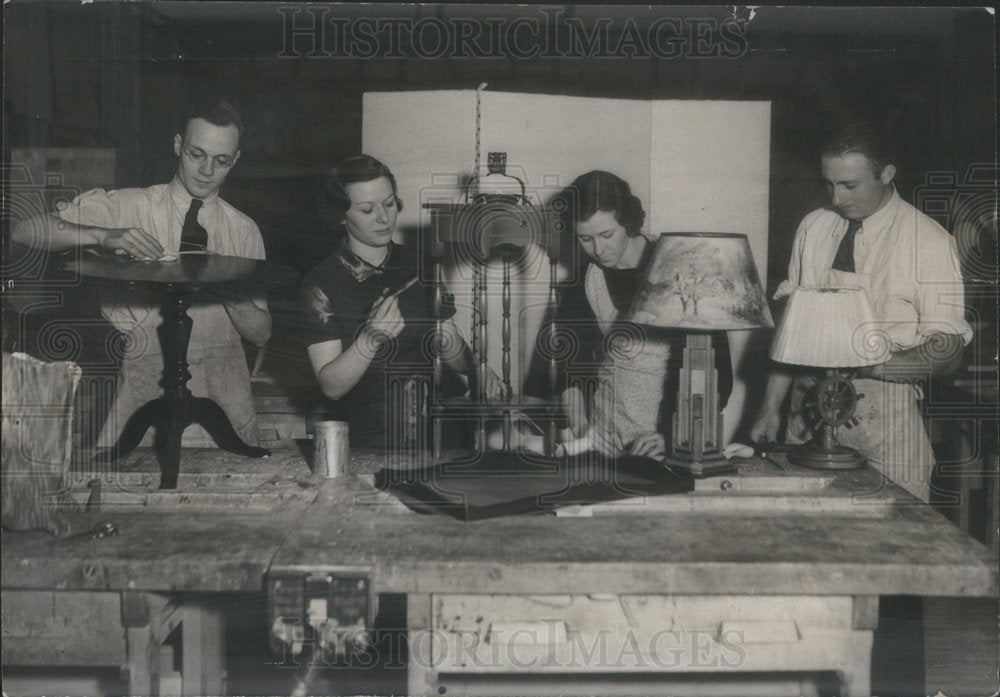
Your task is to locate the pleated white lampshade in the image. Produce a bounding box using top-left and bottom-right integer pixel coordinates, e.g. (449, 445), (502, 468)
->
(770, 287), (891, 367)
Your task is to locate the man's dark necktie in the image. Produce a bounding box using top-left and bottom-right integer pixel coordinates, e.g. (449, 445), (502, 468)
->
(180, 198), (207, 251)
(831, 218), (862, 273)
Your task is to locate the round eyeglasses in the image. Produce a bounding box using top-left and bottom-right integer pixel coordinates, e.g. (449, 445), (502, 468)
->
(182, 145), (236, 170)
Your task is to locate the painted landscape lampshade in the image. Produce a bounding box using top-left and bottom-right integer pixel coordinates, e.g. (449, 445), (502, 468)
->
(628, 233), (773, 331)
(625, 232), (772, 475)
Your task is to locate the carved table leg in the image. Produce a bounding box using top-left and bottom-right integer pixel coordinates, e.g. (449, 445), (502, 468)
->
(94, 400), (164, 465)
(188, 397), (269, 458)
(96, 285), (268, 488)
(155, 287), (196, 489)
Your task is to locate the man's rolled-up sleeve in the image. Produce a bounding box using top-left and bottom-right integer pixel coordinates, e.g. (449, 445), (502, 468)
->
(915, 229), (973, 346)
(242, 222), (266, 261)
(56, 188), (125, 228)
(773, 216), (813, 302)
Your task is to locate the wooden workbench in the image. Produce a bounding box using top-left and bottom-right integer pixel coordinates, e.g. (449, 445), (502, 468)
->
(2, 447), (996, 696)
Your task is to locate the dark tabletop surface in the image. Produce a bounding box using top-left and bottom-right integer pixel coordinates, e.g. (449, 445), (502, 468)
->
(63, 252), (299, 289)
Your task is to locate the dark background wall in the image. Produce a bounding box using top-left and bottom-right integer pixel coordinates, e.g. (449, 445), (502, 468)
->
(5, 2), (995, 286)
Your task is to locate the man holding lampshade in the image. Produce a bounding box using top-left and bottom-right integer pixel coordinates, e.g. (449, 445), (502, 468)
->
(750, 122), (972, 503)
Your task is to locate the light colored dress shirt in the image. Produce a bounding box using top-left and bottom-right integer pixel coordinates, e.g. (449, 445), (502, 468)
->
(776, 187), (972, 348)
(57, 177), (266, 448)
(776, 188), (972, 502)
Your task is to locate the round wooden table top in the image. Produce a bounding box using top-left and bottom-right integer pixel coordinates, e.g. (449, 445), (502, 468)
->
(63, 251), (299, 290)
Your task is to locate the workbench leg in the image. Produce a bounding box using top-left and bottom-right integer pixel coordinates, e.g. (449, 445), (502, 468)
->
(125, 626), (154, 695)
(841, 595), (878, 697)
(406, 594), (436, 697)
(181, 599), (226, 696)
(123, 592), (170, 696)
(838, 630), (874, 697)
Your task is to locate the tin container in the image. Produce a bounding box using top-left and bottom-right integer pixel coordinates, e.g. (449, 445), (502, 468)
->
(313, 421), (350, 478)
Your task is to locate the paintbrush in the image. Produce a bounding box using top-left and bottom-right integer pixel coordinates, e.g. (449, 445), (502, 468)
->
(385, 275), (420, 300)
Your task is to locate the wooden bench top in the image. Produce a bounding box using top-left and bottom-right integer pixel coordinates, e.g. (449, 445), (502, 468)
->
(3, 447), (996, 598)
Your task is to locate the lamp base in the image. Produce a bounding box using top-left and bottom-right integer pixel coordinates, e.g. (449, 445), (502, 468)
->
(663, 453), (737, 478)
(788, 443), (867, 470)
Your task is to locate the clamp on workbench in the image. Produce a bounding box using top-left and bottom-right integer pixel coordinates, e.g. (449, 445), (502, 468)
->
(267, 569), (374, 666)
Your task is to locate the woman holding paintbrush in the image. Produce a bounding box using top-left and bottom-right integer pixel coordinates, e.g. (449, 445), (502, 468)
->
(301, 155), (498, 448)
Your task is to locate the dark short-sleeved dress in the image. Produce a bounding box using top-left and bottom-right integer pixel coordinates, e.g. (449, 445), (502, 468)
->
(300, 240), (453, 448)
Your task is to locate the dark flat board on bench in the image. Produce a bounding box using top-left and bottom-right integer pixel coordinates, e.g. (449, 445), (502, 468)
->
(377, 450), (694, 521)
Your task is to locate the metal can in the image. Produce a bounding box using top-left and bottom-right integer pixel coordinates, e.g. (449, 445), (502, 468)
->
(313, 421), (350, 478)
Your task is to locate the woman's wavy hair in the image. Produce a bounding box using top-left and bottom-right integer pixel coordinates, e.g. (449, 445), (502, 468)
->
(317, 154), (403, 229)
(550, 170), (646, 243)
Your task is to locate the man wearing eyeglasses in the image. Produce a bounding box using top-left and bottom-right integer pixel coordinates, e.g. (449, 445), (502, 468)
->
(12, 99), (271, 449)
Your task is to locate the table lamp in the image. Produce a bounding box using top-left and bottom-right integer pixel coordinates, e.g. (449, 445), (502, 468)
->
(628, 233), (773, 476)
(769, 286), (891, 469)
